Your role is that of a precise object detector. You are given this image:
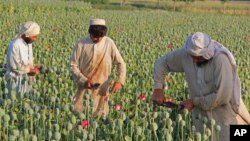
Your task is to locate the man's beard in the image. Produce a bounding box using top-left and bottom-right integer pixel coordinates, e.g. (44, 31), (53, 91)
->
(23, 37), (33, 44)
(196, 59), (210, 67)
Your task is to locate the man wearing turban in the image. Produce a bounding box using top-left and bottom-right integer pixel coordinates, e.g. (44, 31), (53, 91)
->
(5, 21), (42, 94)
(70, 19), (126, 117)
(152, 32), (250, 141)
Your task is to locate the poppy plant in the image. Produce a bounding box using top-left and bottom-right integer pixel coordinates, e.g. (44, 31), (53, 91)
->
(82, 120), (89, 128)
(138, 94), (147, 101)
(114, 104), (122, 110)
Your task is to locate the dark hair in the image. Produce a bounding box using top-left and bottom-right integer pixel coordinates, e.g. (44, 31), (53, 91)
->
(88, 25), (107, 37)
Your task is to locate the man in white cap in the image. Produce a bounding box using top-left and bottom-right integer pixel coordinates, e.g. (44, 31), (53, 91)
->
(5, 21), (42, 95)
(152, 32), (250, 141)
(70, 18), (126, 117)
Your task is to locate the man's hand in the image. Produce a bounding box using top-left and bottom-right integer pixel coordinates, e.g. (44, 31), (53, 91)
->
(111, 82), (123, 93)
(180, 99), (194, 111)
(27, 67), (40, 76)
(152, 89), (165, 105)
(84, 79), (92, 89)
(34, 65), (43, 71)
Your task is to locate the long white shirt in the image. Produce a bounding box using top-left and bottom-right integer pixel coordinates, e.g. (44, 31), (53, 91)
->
(6, 38), (34, 79)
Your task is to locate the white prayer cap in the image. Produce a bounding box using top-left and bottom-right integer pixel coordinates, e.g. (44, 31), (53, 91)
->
(19, 21), (40, 37)
(185, 32), (215, 60)
(89, 19), (106, 26)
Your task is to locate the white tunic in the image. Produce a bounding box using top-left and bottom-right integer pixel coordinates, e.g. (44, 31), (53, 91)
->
(5, 38), (34, 94)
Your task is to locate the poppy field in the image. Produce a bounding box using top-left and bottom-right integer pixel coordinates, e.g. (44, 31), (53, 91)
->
(0, 1), (250, 141)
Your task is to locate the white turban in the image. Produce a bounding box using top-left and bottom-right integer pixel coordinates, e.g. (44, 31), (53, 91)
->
(89, 19), (106, 26)
(18, 21), (40, 37)
(185, 32), (215, 60)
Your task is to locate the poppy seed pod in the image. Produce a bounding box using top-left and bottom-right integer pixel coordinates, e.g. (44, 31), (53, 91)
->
(215, 125), (221, 132)
(152, 122), (158, 131)
(67, 122), (73, 130)
(54, 132), (61, 141)
(23, 128), (29, 136)
(195, 132), (202, 141)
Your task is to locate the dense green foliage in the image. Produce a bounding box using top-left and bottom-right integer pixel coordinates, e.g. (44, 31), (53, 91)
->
(0, 0), (250, 140)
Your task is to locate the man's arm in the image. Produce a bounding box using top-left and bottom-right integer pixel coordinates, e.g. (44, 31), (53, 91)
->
(70, 42), (88, 85)
(8, 44), (31, 75)
(153, 48), (185, 104)
(111, 41), (126, 85)
(154, 48), (185, 89)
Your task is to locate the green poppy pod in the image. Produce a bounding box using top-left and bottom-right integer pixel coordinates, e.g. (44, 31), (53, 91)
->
(67, 122), (73, 130)
(180, 120), (185, 127)
(164, 112), (170, 119)
(136, 127), (143, 136)
(203, 124), (206, 130)
(54, 124), (60, 131)
(167, 118), (172, 128)
(203, 117), (208, 124)
(17, 136), (24, 141)
(28, 109), (34, 115)
(71, 115), (77, 124)
(118, 119), (123, 126)
(90, 99), (95, 108)
(82, 130), (88, 140)
(54, 132), (61, 141)
(63, 104), (70, 112)
(30, 135), (37, 141)
(3, 114), (10, 122)
(202, 134), (208, 141)
(77, 125), (83, 131)
(177, 114), (182, 122)
(182, 108), (189, 116)
(79, 113), (86, 120)
(88, 133), (94, 140)
(4, 87), (8, 95)
(153, 112), (158, 119)
(56, 108), (60, 115)
(205, 128), (212, 137)
(215, 125), (221, 132)
(34, 105), (40, 113)
(10, 92), (16, 100)
(23, 128), (29, 136)
(210, 119), (216, 126)
(11, 129), (20, 136)
(93, 121), (98, 129)
(11, 112), (17, 121)
(195, 132), (202, 141)
(9, 135), (16, 141)
(0, 108), (5, 117)
(76, 138), (81, 141)
(50, 96), (56, 102)
(152, 122), (158, 131)
(121, 112), (126, 121)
